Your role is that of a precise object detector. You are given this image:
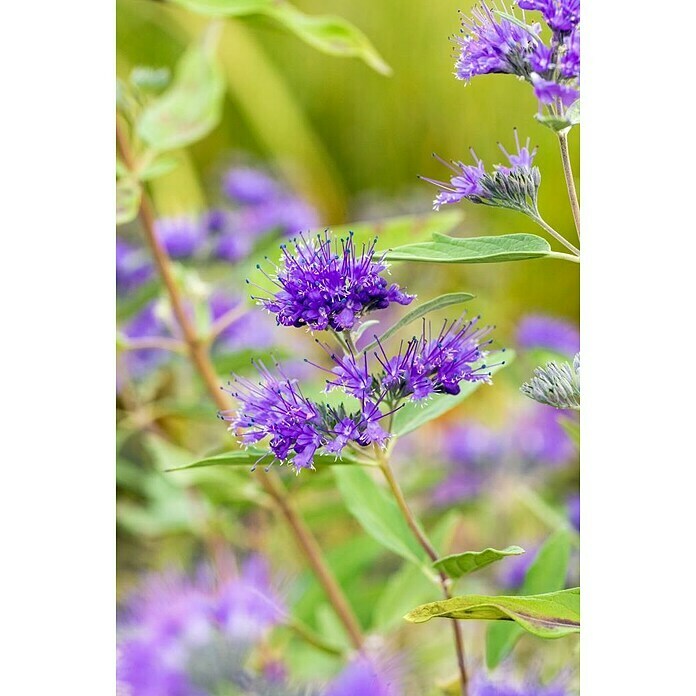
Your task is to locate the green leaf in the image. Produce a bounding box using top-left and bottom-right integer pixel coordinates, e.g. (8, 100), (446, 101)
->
(167, 448), (363, 472)
(169, 0), (391, 75)
(486, 529), (572, 668)
(566, 100), (580, 125)
(267, 4), (391, 75)
(333, 466), (428, 566)
(129, 66), (171, 93)
(138, 154), (181, 181)
(372, 513), (459, 630)
(391, 355), (513, 437)
(433, 546), (525, 579)
(405, 588), (579, 640)
(137, 27), (224, 151)
(116, 178), (141, 225)
(535, 101), (580, 133)
(386, 233), (551, 265)
(361, 292), (474, 353)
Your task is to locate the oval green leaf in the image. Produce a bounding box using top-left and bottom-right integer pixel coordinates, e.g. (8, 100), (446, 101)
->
(433, 545), (525, 579)
(405, 588), (580, 639)
(361, 292), (474, 353)
(385, 233), (551, 265)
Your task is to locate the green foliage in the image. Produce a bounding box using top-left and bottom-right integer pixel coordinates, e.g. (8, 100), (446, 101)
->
(535, 101), (580, 133)
(432, 546), (525, 579)
(168, 0), (391, 75)
(116, 178), (142, 225)
(333, 466), (428, 567)
(386, 233), (552, 265)
(391, 355), (513, 437)
(137, 25), (225, 152)
(361, 292), (475, 353)
(404, 587), (579, 639)
(486, 529), (573, 668)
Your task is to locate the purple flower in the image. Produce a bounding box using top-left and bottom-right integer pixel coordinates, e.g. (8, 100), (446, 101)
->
(455, 4), (540, 82)
(517, 0), (580, 34)
(508, 403), (576, 469)
(120, 302), (171, 380)
(154, 216), (205, 259)
(220, 361), (389, 473)
(223, 167), (281, 205)
(497, 545), (538, 589)
(567, 494), (580, 531)
(254, 232), (413, 332)
(432, 423), (502, 506)
(531, 73), (579, 107)
(471, 669), (570, 696)
(516, 314), (580, 355)
(422, 132), (540, 213)
(117, 239), (154, 294)
(327, 654), (402, 696)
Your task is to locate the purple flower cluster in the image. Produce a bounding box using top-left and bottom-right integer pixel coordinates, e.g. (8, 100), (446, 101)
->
(422, 131), (540, 213)
(117, 239), (154, 294)
(117, 557), (285, 696)
(454, 2), (580, 109)
(220, 362), (390, 473)
(516, 313), (579, 356)
(327, 654), (402, 696)
(255, 232), (414, 332)
(326, 316), (497, 403)
(470, 670), (571, 696)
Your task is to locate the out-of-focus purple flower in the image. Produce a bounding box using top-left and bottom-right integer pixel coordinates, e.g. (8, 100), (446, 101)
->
(117, 239), (154, 294)
(517, 0), (580, 34)
(455, 3), (540, 82)
(508, 403), (576, 469)
(255, 232), (413, 332)
(209, 292), (276, 353)
(422, 132), (540, 213)
(154, 216), (206, 259)
(117, 557), (285, 696)
(432, 423), (502, 506)
(223, 167), (282, 205)
(220, 361), (390, 473)
(531, 73), (579, 107)
(120, 302), (171, 379)
(567, 494), (580, 532)
(516, 314), (579, 356)
(327, 654), (402, 696)
(497, 544), (538, 589)
(471, 669), (570, 696)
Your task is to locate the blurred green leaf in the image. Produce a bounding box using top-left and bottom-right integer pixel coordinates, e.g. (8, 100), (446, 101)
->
(361, 292), (475, 353)
(169, 0), (390, 75)
(138, 154), (181, 181)
(129, 66), (172, 93)
(566, 100), (580, 125)
(333, 466), (428, 566)
(386, 233), (551, 265)
(137, 26), (224, 151)
(486, 529), (572, 668)
(167, 448), (363, 472)
(405, 587), (579, 639)
(116, 178), (142, 225)
(372, 513), (458, 630)
(391, 355), (513, 437)
(433, 545), (525, 579)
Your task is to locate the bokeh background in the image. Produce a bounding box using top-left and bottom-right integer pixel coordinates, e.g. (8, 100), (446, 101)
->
(117, 1), (580, 693)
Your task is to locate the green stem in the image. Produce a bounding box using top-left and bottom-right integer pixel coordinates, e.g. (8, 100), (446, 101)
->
(375, 446), (469, 696)
(558, 130), (581, 237)
(532, 213), (580, 256)
(546, 251), (581, 264)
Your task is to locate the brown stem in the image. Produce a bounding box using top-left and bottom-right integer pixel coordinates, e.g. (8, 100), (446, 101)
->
(558, 130), (581, 238)
(116, 121), (364, 650)
(377, 453), (469, 695)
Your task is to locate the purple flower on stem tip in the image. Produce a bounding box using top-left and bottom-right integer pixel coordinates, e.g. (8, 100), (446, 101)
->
(531, 73), (579, 107)
(516, 314), (580, 355)
(220, 361), (390, 473)
(154, 216), (205, 259)
(422, 131), (540, 214)
(252, 232), (414, 332)
(455, 3), (541, 82)
(517, 0), (580, 34)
